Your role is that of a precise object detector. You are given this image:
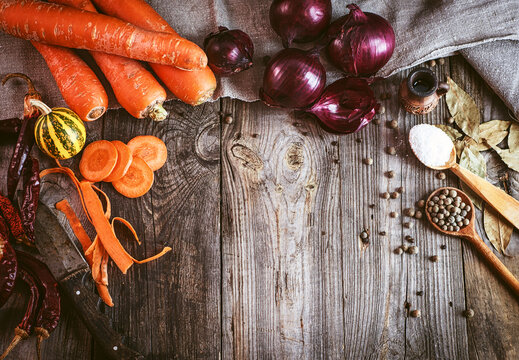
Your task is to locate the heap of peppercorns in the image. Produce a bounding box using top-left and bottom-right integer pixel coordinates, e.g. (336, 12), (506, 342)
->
(426, 189), (471, 232)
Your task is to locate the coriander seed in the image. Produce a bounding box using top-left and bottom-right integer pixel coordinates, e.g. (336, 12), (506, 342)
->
(463, 309), (475, 318)
(390, 191), (400, 199)
(386, 146), (396, 155)
(440, 244), (446, 250)
(396, 187), (405, 194)
(410, 309), (421, 318)
(407, 245), (418, 254)
(381, 192), (390, 199)
(363, 158), (373, 165)
(436, 172), (446, 180)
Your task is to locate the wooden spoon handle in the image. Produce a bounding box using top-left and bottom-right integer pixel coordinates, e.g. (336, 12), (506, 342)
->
(464, 230), (519, 298)
(450, 163), (519, 230)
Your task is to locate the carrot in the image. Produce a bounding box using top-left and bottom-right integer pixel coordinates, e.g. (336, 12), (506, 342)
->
(32, 43), (107, 121)
(56, 199), (113, 306)
(127, 135), (167, 171)
(47, 0), (168, 121)
(92, 0), (216, 106)
(112, 156), (154, 198)
(0, 0), (207, 69)
(103, 141), (133, 182)
(79, 140), (118, 182)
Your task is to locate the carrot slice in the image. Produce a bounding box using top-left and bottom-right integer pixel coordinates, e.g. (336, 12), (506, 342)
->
(79, 140), (118, 182)
(103, 141), (133, 182)
(112, 156), (154, 198)
(127, 136), (167, 171)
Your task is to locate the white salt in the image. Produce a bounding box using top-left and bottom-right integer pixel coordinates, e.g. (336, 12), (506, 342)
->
(409, 124), (454, 167)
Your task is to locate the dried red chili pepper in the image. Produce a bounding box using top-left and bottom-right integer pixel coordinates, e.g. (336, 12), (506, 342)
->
(21, 157), (40, 244)
(0, 193), (29, 245)
(17, 252), (61, 358)
(0, 266), (41, 360)
(2, 73), (41, 201)
(0, 117), (22, 136)
(0, 221), (17, 309)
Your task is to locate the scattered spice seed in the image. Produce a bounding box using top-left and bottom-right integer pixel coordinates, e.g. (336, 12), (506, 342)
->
(407, 245), (418, 254)
(400, 244), (409, 252)
(386, 146), (396, 155)
(223, 115), (233, 124)
(355, 138), (362, 143)
(389, 211), (398, 218)
(417, 199), (425, 208)
(410, 309), (421, 318)
(403, 222), (414, 229)
(416, 291), (423, 296)
(386, 170), (395, 178)
(368, 204), (375, 209)
(388, 120), (398, 129)
(429, 59), (436, 67)
(447, 116), (454, 124)
(381, 192), (390, 199)
(379, 231), (386, 236)
(436, 172), (446, 180)
(394, 247), (403, 255)
(463, 309), (475, 318)
(404, 208), (415, 217)
(404, 301), (411, 310)
(440, 244), (446, 250)
(363, 158), (373, 165)
(390, 191), (400, 199)
(414, 211), (423, 219)
(438, 58), (445, 65)
(429, 255), (439, 262)
(404, 235), (413, 242)
(360, 231), (369, 243)
(373, 118), (380, 125)
(378, 105), (385, 114)
(396, 187), (405, 194)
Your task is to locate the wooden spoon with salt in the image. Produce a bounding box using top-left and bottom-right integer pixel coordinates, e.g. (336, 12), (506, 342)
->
(411, 141), (519, 231)
(426, 187), (519, 297)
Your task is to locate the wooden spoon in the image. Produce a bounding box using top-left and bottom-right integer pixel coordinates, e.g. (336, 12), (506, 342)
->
(411, 143), (519, 230)
(426, 187), (519, 297)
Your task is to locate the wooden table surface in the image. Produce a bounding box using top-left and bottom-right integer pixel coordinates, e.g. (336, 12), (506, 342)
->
(0, 55), (518, 359)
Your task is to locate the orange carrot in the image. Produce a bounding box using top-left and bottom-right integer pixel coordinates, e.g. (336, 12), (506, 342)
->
(31, 43), (107, 121)
(127, 135), (167, 171)
(79, 140), (118, 182)
(112, 156), (154, 198)
(103, 141), (133, 182)
(48, 0), (168, 121)
(0, 0), (207, 69)
(92, 0), (217, 106)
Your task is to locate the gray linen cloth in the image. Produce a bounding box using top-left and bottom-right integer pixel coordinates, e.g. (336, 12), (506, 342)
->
(0, 0), (518, 119)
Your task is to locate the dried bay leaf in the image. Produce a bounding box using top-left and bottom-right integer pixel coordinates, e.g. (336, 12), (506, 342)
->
(491, 145), (519, 172)
(454, 139), (465, 159)
(509, 122), (519, 153)
(459, 146), (486, 209)
(446, 77), (480, 141)
(434, 125), (463, 142)
(466, 120), (511, 151)
(484, 205), (513, 254)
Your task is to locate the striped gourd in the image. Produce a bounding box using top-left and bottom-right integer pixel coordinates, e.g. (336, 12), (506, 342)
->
(31, 100), (86, 159)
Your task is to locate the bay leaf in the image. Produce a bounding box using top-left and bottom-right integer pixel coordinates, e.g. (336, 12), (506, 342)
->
(454, 138), (466, 159)
(459, 146), (486, 209)
(491, 145), (519, 172)
(445, 77), (480, 141)
(468, 120), (511, 151)
(509, 122), (519, 153)
(483, 205), (513, 254)
(434, 125), (463, 142)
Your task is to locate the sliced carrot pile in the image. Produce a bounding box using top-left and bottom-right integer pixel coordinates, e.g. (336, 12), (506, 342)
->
(112, 156), (154, 199)
(103, 141), (133, 182)
(127, 135), (167, 171)
(79, 140), (118, 182)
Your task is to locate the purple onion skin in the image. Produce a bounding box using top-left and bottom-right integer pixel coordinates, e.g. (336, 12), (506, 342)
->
(204, 26), (254, 76)
(307, 78), (379, 134)
(327, 4), (395, 77)
(260, 48), (326, 109)
(269, 0), (332, 48)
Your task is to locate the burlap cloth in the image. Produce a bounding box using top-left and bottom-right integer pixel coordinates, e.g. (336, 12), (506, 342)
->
(0, 0), (518, 119)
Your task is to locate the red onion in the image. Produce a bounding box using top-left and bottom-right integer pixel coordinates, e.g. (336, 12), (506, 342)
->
(203, 26), (254, 76)
(269, 0), (332, 48)
(260, 48), (326, 109)
(327, 4), (395, 77)
(306, 78), (379, 134)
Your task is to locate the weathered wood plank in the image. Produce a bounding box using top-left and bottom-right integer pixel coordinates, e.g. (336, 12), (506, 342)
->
(98, 101), (221, 359)
(449, 56), (519, 360)
(221, 99), (345, 358)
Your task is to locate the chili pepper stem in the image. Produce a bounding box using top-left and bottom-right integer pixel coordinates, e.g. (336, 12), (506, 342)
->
(35, 328), (49, 360)
(28, 99), (52, 116)
(0, 327), (29, 360)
